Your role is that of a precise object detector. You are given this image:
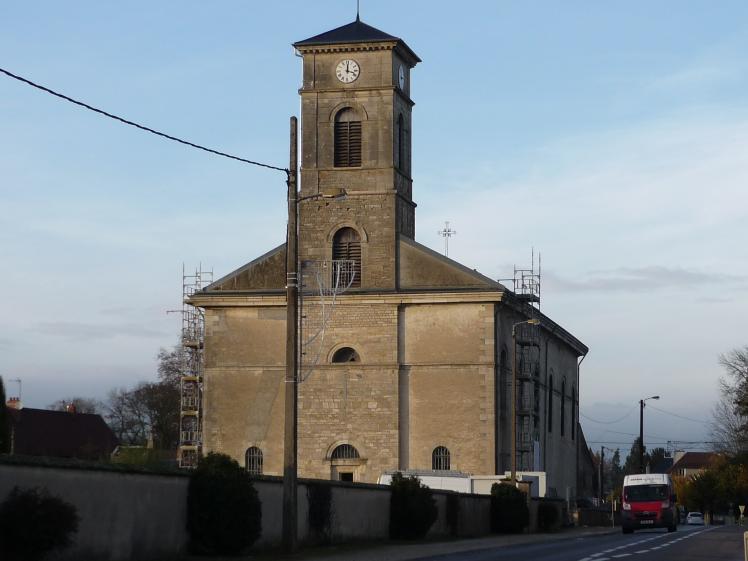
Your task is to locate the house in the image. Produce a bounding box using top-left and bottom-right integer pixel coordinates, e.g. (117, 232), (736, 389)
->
(5, 398), (118, 461)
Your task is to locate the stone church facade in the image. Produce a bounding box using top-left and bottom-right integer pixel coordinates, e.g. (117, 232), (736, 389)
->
(190, 18), (588, 498)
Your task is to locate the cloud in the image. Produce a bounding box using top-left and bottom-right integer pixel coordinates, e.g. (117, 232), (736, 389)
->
(29, 321), (168, 341)
(544, 266), (748, 294)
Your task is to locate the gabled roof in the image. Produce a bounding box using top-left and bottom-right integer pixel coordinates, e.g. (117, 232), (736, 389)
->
(7, 407), (118, 461)
(668, 452), (718, 472)
(294, 17), (421, 63)
(398, 236), (504, 291)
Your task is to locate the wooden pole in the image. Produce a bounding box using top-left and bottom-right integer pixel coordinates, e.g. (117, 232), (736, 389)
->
(282, 116), (299, 553)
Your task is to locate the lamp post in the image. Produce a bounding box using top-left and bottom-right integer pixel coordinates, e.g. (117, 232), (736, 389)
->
(639, 395), (659, 473)
(281, 116), (346, 553)
(511, 317), (540, 484)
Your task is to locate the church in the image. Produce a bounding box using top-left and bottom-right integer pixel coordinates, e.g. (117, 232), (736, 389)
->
(188, 17), (588, 499)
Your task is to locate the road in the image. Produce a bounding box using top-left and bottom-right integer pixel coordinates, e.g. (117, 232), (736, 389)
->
(412, 525), (745, 561)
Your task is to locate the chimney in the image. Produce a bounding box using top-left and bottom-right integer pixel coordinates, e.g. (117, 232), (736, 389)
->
(6, 397), (22, 410)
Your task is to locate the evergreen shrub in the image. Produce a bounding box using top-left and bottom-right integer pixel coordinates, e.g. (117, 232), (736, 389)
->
(187, 453), (262, 555)
(0, 486), (79, 561)
(446, 493), (460, 536)
(490, 483), (528, 533)
(537, 500), (560, 531)
(389, 472), (438, 540)
(307, 481), (333, 543)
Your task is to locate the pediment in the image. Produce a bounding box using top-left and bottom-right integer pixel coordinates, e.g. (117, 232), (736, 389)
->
(204, 244), (286, 292)
(398, 236), (504, 291)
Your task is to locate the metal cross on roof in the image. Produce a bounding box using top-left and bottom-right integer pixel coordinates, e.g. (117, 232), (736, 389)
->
(437, 221), (457, 257)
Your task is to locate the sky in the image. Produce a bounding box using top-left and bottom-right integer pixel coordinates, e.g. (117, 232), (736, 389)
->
(1, 1), (747, 458)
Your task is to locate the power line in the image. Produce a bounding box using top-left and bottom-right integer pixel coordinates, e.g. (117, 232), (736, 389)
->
(0, 66), (288, 175)
(580, 406), (637, 425)
(648, 405), (706, 425)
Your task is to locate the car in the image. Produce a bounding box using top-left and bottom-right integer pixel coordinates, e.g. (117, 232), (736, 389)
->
(686, 512), (704, 525)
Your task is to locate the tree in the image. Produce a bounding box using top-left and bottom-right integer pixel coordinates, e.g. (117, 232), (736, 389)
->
(187, 453), (261, 554)
(711, 380), (747, 454)
(720, 346), (748, 423)
(711, 347), (748, 454)
(608, 448), (624, 496)
(0, 376), (10, 454)
(622, 437), (646, 476)
(104, 345), (181, 449)
(648, 447), (667, 472)
(47, 397), (104, 415)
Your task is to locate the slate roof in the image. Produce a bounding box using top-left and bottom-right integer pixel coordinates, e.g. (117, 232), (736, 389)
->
(294, 17), (421, 62)
(7, 407), (119, 461)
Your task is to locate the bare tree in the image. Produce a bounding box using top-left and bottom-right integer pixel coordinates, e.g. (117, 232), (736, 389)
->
(710, 346), (748, 454)
(711, 378), (748, 454)
(719, 346), (748, 419)
(103, 345), (181, 449)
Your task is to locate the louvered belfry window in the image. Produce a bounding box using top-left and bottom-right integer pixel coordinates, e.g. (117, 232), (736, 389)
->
(334, 108), (362, 167)
(332, 227), (361, 288)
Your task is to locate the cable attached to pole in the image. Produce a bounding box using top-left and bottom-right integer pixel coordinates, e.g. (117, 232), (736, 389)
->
(0, 66), (289, 175)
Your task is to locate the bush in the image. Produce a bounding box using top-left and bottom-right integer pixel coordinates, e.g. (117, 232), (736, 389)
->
(446, 493), (460, 536)
(307, 481), (333, 543)
(0, 486), (79, 561)
(389, 472), (438, 540)
(187, 453), (262, 555)
(490, 483), (528, 533)
(537, 501), (560, 532)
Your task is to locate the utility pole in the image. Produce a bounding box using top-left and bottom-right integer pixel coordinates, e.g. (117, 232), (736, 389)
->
(639, 395), (659, 473)
(282, 116), (298, 554)
(599, 446), (605, 502)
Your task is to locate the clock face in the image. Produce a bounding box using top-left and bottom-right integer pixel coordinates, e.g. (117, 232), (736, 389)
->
(336, 59), (360, 84)
(398, 65), (405, 89)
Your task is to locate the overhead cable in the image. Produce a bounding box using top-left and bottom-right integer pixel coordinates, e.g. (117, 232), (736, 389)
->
(0, 66), (288, 174)
(580, 406), (637, 425)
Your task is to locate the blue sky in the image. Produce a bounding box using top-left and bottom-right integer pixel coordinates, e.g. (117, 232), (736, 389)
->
(1, 1), (747, 456)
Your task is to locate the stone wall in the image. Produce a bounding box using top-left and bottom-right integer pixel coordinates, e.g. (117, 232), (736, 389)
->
(0, 459), (496, 560)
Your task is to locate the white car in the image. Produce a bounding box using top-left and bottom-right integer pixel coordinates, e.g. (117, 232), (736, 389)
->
(686, 512), (704, 525)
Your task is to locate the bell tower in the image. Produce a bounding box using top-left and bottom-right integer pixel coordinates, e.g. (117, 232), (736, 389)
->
(294, 18), (420, 291)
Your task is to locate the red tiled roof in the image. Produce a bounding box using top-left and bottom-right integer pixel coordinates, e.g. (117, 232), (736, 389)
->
(7, 407), (118, 460)
(668, 452), (718, 472)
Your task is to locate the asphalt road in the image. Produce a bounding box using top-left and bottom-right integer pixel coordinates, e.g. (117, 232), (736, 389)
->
(412, 525), (745, 561)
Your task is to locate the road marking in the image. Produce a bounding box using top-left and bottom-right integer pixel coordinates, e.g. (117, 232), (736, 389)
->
(612, 554), (631, 558)
(634, 550), (650, 554)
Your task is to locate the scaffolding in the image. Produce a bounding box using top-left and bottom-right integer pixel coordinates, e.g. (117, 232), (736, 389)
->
(177, 265), (213, 469)
(512, 251), (542, 471)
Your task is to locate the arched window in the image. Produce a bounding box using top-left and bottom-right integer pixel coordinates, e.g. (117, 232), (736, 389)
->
(571, 384), (576, 440)
(395, 114), (405, 171)
(246, 446), (263, 475)
(561, 378), (566, 437)
(334, 108), (362, 167)
(547, 374), (553, 433)
(331, 347), (360, 363)
(432, 446), (451, 470)
(331, 443), (360, 460)
(332, 227), (361, 288)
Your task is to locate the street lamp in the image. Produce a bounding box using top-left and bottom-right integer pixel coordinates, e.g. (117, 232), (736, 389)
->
(282, 116), (346, 554)
(639, 395), (659, 473)
(511, 317), (540, 485)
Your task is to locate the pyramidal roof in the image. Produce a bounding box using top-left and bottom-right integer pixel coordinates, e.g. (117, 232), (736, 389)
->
(294, 17), (421, 62)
